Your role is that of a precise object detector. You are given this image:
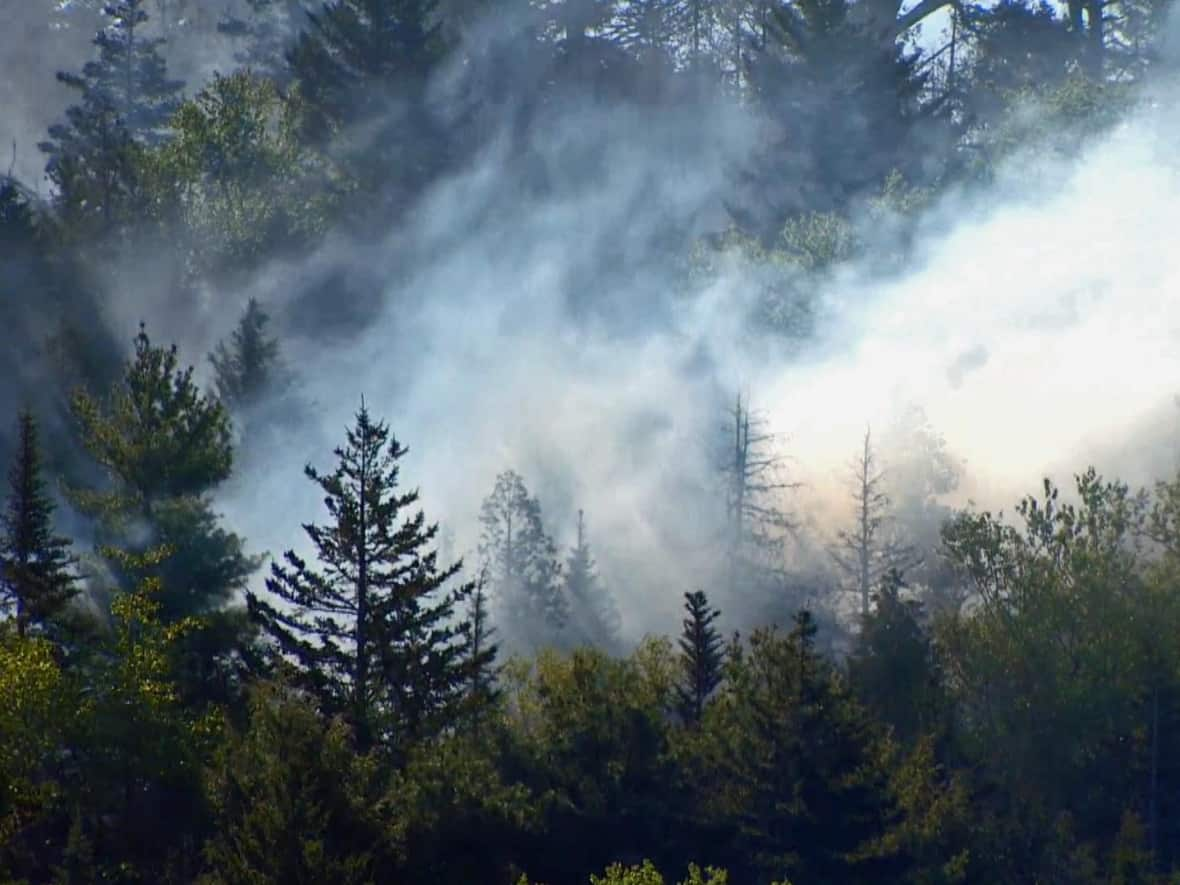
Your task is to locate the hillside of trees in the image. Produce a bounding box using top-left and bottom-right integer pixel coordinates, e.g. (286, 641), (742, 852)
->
(2, 0), (1179, 881)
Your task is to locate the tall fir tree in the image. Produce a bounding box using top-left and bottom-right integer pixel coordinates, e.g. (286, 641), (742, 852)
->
(675, 589), (724, 726)
(0, 411), (76, 639)
(562, 509), (621, 650)
(478, 469), (567, 652)
(249, 404), (476, 754)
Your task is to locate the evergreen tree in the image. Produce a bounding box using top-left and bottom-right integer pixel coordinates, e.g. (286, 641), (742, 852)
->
(675, 589), (724, 726)
(70, 325), (258, 703)
(289, 0), (448, 126)
(0, 411), (76, 639)
(461, 566), (500, 726)
(201, 682), (385, 884)
(40, 0), (183, 233)
(478, 469), (567, 652)
(209, 298), (283, 411)
(847, 568), (945, 744)
(733, 0), (937, 238)
(562, 509), (621, 650)
(249, 404), (475, 754)
(287, 0), (453, 220)
(714, 610), (904, 882)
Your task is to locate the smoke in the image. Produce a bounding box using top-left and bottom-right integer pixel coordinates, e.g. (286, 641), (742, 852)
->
(10, 2), (1180, 645)
(204, 63), (1180, 645)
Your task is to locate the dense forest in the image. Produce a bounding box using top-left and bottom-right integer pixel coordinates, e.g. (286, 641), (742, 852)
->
(3, 0), (1180, 881)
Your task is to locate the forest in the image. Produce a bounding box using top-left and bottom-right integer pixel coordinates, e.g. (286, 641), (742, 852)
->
(2, 0), (1180, 881)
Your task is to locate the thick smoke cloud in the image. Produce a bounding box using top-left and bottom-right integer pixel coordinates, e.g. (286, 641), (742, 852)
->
(202, 74), (1180, 644)
(9, 2), (1180, 645)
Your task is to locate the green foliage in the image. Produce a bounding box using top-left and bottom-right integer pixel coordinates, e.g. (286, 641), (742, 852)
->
(39, 0), (182, 240)
(848, 570), (945, 744)
(479, 470), (567, 651)
(700, 612), (904, 882)
(676, 590), (724, 726)
(209, 298), (283, 411)
(0, 628), (75, 870)
(70, 325), (258, 712)
(504, 639), (679, 881)
(562, 510), (621, 650)
(199, 682), (384, 884)
(72, 325), (233, 516)
(144, 71), (345, 279)
(385, 729), (535, 883)
(0, 410), (76, 639)
(250, 404), (478, 756)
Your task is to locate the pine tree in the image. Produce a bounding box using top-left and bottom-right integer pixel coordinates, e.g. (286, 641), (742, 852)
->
(289, 0), (448, 124)
(70, 325), (258, 704)
(675, 589), (724, 726)
(478, 469), (566, 652)
(830, 427), (922, 617)
(209, 298), (283, 411)
(0, 411), (76, 639)
(562, 509), (621, 650)
(249, 404), (475, 754)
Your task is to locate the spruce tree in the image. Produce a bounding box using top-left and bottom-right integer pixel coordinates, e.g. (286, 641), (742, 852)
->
(676, 589), (723, 725)
(478, 469), (566, 652)
(249, 404), (475, 754)
(562, 509), (621, 650)
(0, 411), (76, 638)
(209, 298), (283, 411)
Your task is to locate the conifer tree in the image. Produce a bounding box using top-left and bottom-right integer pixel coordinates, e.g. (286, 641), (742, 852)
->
(847, 568), (944, 744)
(287, 0), (453, 217)
(70, 325), (258, 703)
(562, 509), (621, 650)
(0, 411), (76, 638)
(209, 298), (283, 411)
(40, 0), (183, 232)
(478, 469), (567, 651)
(461, 566), (500, 724)
(289, 0), (448, 126)
(676, 589), (723, 725)
(716, 610), (904, 881)
(249, 404), (475, 754)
